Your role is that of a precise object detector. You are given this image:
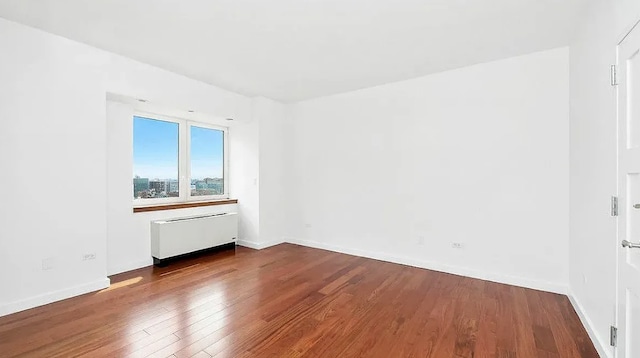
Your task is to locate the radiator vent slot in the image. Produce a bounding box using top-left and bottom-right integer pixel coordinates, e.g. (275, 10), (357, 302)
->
(162, 213), (228, 223)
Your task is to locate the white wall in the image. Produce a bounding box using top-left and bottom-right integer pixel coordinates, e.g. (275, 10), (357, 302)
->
(230, 96), (288, 250)
(287, 48), (570, 293)
(257, 98), (288, 248)
(229, 111), (261, 250)
(0, 17), (259, 315)
(569, 0), (640, 357)
(0, 18), (109, 315)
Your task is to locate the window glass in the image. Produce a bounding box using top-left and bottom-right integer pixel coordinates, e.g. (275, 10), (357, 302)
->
(132, 116), (179, 199)
(190, 126), (224, 196)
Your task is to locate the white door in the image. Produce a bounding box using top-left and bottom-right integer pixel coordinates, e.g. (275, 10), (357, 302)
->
(617, 21), (640, 358)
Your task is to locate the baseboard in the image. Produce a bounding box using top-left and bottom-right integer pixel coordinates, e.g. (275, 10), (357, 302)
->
(107, 258), (153, 276)
(0, 277), (110, 317)
(237, 239), (285, 250)
(568, 292), (611, 358)
(287, 238), (567, 294)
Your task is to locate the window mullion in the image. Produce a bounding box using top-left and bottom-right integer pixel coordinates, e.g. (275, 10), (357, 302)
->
(179, 120), (189, 202)
(224, 129), (229, 198)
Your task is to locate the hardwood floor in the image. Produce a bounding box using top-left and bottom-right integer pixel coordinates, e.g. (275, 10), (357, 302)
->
(0, 244), (598, 357)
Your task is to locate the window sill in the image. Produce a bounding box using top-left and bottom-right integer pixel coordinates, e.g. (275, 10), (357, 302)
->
(133, 199), (238, 213)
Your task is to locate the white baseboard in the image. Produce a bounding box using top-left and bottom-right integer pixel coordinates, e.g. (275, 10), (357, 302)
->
(0, 277), (110, 317)
(237, 239), (285, 250)
(107, 258), (153, 276)
(287, 238), (567, 294)
(568, 292), (612, 358)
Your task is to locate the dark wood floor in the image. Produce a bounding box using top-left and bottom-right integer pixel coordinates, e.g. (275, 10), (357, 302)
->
(0, 244), (598, 358)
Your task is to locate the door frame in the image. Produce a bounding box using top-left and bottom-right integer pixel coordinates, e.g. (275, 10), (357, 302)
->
(615, 17), (640, 358)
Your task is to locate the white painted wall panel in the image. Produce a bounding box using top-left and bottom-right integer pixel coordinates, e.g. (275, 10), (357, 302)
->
(287, 48), (570, 293)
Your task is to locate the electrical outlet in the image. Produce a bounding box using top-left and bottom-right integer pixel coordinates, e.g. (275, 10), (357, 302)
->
(417, 236), (425, 245)
(42, 257), (55, 270)
(305, 223), (312, 229)
(82, 253), (96, 261)
(451, 242), (464, 249)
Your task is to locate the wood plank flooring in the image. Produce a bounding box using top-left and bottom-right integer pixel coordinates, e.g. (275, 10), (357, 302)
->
(0, 244), (599, 357)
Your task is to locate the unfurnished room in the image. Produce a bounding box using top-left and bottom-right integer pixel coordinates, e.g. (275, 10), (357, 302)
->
(0, 0), (639, 357)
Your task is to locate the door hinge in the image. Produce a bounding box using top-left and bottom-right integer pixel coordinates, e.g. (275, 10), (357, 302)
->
(610, 325), (618, 347)
(611, 65), (618, 86)
(612, 196), (619, 216)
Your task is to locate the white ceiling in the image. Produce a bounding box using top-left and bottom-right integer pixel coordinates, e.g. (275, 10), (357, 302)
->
(0, 0), (584, 102)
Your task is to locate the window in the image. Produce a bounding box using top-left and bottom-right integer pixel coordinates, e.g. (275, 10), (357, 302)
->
(133, 117), (179, 199)
(133, 113), (228, 206)
(189, 125), (225, 197)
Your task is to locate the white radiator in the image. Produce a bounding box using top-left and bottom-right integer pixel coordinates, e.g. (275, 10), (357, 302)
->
(150, 212), (237, 262)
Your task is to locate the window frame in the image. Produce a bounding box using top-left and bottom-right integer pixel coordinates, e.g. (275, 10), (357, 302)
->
(132, 111), (229, 208)
(186, 121), (229, 202)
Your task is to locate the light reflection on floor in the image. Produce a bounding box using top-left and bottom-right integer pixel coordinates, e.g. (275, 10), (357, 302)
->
(90, 252), (261, 355)
(98, 276), (143, 292)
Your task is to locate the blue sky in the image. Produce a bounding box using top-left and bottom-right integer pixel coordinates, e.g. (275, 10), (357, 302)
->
(133, 116), (223, 180)
(190, 125), (224, 179)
